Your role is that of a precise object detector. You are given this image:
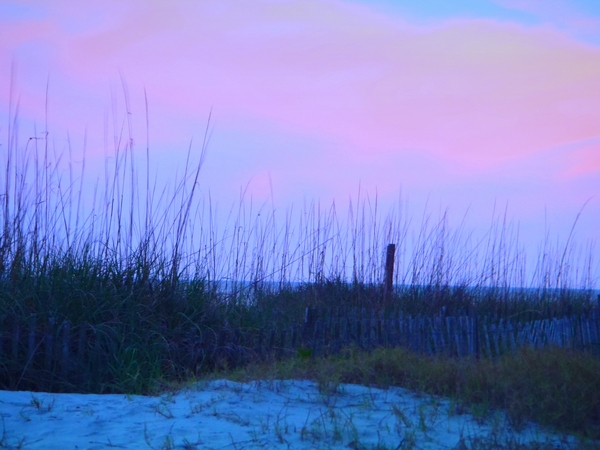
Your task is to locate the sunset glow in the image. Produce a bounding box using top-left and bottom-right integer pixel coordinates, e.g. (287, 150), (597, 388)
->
(1, 0), (599, 281)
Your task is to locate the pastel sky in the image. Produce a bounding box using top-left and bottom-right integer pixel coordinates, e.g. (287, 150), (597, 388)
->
(1, 0), (599, 280)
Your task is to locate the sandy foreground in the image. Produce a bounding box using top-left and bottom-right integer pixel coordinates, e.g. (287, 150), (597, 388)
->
(0, 379), (583, 449)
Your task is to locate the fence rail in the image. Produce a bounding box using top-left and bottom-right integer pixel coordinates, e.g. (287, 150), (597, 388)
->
(2, 306), (599, 390)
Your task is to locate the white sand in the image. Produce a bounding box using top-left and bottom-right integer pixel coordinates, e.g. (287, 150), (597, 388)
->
(0, 380), (581, 449)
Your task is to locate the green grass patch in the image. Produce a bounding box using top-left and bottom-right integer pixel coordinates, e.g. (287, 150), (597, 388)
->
(225, 345), (600, 441)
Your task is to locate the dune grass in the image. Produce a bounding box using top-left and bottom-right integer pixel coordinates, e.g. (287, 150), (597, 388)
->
(0, 96), (599, 446)
(222, 345), (600, 443)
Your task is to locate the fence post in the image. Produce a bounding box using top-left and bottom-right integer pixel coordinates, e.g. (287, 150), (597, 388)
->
(45, 318), (54, 371)
(291, 326), (297, 350)
(27, 315), (37, 364)
(384, 244), (396, 306)
(61, 321), (71, 377)
(268, 329), (276, 353)
(303, 307), (317, 345)
(311, 320), (320, 357)
(469, 304), (479, 359)
(278, 329), (286, 359)
(305, 307), (317, 328)
(256, 328), (264, 358)
(77, 324), (86, 368)
(12, 321), (20, 361)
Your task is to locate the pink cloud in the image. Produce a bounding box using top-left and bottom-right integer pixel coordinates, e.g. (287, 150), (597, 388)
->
(4, 2), (600, 168)
(1, 0), (599, 250)
(45, 2), (600, 168)
(558, 140), (600, 181)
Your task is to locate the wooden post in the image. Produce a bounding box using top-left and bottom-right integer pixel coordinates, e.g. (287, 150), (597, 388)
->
(27, 315), (36, 363)
(61, 321), (71, 377)
(384, 244), (396, 306)
(268, 329), (275, 352)
(12, 322), (20, 361)
(44, 319), (54, 371)
(279, 329), (286, 356)
(303, 307), (317, 345)
(291, 327), (297, 350)
(469, 304), (479, 359)
(311, 320), (320, 357)
(256, 328), (265, 358)
(77, 324), (86, 368)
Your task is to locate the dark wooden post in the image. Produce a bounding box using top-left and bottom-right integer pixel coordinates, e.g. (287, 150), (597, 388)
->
(303, 307), (317, 345)
(27, 315), (37, 363)
(12, 322), (20, 361)
(44, 319), (56, 372)
(77, 324), (87, 368)
(469, 303), (479, 359)
(278, 329), (286, 359)
(61, 321), (71, 377)
(384, 244), (396, 306)
(291, 326), (297, 350)
(268, 329), (276, 352)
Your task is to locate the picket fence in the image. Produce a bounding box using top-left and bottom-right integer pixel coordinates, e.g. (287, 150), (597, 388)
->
(1, 306), (600, 387)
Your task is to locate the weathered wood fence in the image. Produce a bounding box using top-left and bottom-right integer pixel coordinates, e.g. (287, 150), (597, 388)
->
(283, 307), (600, 359)
(2, 243), (599, 389)
(2, 306), (599, 388)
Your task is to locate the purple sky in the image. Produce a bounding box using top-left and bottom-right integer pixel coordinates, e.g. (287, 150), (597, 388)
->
(1, 0), (599, 284)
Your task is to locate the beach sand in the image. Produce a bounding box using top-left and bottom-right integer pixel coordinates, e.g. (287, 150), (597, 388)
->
(0, 379), (580, 449)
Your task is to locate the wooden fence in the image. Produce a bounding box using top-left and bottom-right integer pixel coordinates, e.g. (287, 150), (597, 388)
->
(285, 307), (600, 359)
(3, 241), (599, 391)
(1, 306), (599, 390)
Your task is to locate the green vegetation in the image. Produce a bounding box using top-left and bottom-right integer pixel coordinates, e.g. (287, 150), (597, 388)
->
(0, 102), (598, 446)
(227, 345), (600, 442)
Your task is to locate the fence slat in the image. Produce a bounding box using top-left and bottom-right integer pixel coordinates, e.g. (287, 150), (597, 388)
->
(61, 321), (71, 377)
(27, 315), (36, 364)
(44, 319), (54, 371)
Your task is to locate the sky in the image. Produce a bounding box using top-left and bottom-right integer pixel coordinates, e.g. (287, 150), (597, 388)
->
(0, 0), (599, 285)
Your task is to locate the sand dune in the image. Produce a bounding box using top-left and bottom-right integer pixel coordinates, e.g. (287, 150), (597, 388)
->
(0, 380), (579, 449)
